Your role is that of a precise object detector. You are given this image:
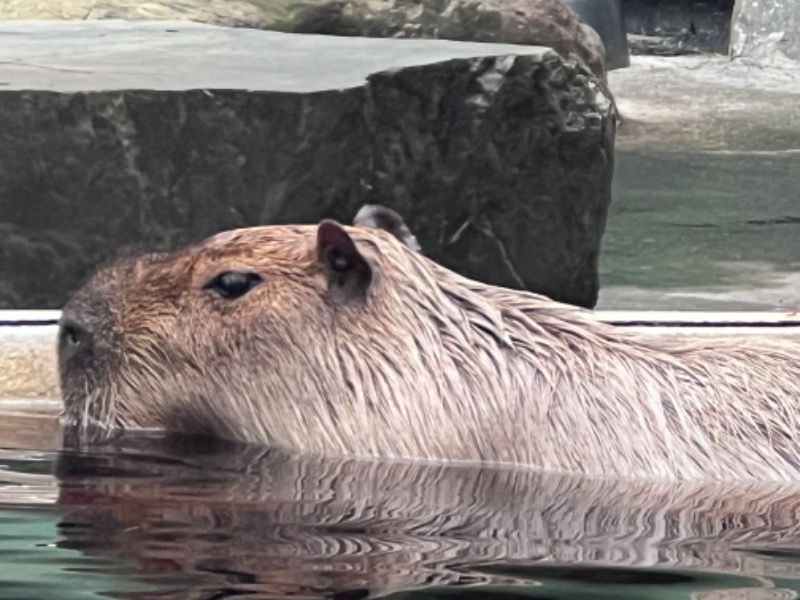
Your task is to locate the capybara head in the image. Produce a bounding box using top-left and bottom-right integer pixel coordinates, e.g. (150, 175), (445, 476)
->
(58, 206), (434, 449)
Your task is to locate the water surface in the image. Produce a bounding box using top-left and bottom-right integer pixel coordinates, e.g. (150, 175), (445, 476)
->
(3, 423), (800, 600)
(599, 53), (800, 312)
(599, 148), (800, 312)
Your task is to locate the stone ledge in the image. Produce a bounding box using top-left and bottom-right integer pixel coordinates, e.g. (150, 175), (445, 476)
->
(0, 325), (60, 401)
(609, 54), (800, 153)
(0, 19), (559, 92)
(0, 0), (610, 78)
(731, 0), (800, 62)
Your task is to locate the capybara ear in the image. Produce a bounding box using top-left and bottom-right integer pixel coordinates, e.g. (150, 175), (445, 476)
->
(316, 220), (373, 301)
(353, 204), (421, 253)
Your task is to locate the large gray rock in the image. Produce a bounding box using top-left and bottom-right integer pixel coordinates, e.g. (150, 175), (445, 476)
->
(267, 0), (610, 80)
(0, 0), (610, 79)
(0, 20), (615, 310)
(731, 0), (800, 61)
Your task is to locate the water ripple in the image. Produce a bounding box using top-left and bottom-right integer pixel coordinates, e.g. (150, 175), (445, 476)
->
(1, 433), (800, 599)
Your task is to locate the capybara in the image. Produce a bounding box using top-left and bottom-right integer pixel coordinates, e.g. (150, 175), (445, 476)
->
(353, 204), (421, 253)
(57, 207), (800, 482)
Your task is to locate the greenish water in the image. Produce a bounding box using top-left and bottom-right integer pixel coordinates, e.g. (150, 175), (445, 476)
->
(3, 434), (800, 600)
(599, 148), (800, 310)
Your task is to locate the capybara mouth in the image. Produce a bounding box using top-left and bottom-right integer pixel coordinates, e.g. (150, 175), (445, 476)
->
(58, 370), (113, 442)
(59, 383), (124, 451)
(60, 410), (124, 451)
(57, 300), (128, 451)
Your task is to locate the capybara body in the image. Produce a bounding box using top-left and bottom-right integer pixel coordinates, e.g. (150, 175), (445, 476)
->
(58, 216), (800, 482)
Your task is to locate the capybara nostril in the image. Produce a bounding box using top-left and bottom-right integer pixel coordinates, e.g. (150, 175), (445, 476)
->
(58, 318), (93, 363)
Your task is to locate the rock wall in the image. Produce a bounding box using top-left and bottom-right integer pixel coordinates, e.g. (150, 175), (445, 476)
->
(731, 0), (800, 61)
(623, 0), (733, 56)
(0, 0), (610, 78)
(0, 21), (615, 310)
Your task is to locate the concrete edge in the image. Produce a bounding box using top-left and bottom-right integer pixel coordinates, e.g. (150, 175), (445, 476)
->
(0, 322), (60, 402)
(0, 310), (61, 325)
(5, 308), (800, 324)
(2, 309), (800, 403)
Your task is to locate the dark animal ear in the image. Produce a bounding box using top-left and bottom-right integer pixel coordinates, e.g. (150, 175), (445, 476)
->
(316, 220), (373, 301)
(353, 204), (421, 253)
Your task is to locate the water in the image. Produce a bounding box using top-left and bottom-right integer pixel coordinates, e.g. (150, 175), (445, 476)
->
(598, 148), (800, 312)
(3, 421), (800, 600)
(598, 53), (800, 312)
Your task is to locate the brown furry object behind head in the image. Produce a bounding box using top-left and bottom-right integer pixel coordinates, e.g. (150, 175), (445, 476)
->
(57, 208), (800, 483)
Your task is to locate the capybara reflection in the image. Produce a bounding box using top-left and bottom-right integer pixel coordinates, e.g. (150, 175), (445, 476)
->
(53, 434), (800, 599)
(58, 206), (800, 482)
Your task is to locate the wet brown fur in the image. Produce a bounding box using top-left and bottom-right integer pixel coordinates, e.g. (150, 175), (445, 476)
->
(59, 222), (800, 483)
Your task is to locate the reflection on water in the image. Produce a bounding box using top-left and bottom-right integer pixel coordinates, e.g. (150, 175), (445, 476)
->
(2, 432), (800, 599)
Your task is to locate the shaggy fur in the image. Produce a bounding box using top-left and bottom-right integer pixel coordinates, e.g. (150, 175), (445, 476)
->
(58, 221), (800, 482)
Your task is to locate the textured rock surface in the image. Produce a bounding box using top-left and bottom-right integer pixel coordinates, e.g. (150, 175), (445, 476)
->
(0, 21), (615, 310)
(270, 0), (609, 79)
(0, 0), (265, 25)
(731, 0), (800, 61)
(623, 0), (733, 56)
(0, 0), (609, 78)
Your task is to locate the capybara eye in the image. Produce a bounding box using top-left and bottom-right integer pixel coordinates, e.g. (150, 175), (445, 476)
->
(202, 271), (263, 300)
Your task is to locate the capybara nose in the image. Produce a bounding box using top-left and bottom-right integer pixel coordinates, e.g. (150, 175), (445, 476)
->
(58, 317), (94, 364)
